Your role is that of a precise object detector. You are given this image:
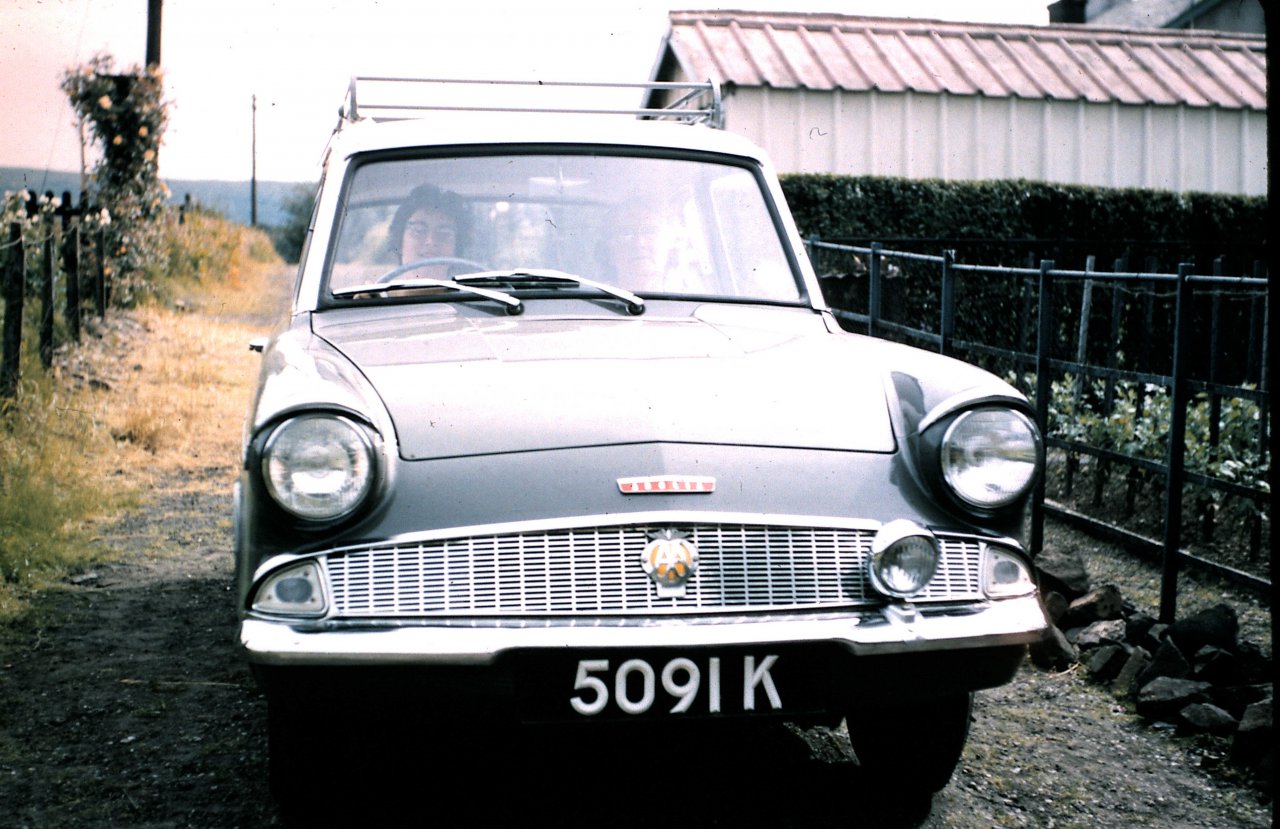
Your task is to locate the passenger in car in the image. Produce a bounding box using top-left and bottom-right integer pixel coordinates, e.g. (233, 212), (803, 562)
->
(602, 203), (677, 292)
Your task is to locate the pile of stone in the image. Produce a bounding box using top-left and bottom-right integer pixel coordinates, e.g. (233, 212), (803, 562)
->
(1029, 548), (1273, 792)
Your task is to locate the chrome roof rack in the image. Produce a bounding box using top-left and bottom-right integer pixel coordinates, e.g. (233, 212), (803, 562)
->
(340, 77), (724, 129)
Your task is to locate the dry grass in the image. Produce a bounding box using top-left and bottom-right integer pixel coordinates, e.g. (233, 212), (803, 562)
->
(0, 216), (289, 619)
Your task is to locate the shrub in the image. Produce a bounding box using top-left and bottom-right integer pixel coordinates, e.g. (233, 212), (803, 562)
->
(61, 54), (169, 306)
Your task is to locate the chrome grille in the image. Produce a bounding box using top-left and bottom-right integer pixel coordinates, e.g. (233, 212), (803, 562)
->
(324, 524), (985, 618)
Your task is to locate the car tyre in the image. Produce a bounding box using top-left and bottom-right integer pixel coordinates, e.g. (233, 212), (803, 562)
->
(266, 699), (326, 812)
(845, 691), (973, 795)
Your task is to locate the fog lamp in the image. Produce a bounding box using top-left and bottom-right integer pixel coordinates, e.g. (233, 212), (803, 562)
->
(253, 561), (328, 617)
(984, 547), (1037, 598)
(869, 520), (939, 598)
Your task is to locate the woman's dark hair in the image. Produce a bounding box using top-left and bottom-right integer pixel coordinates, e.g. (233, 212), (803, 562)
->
(386, 184), (471, 263)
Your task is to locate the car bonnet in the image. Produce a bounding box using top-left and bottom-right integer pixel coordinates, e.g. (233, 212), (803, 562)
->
(312, 305), (896, 460)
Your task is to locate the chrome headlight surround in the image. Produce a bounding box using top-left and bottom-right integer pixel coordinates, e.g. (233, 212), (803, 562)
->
(261, 413), (377, 522)
(939, 407), (1040, 511)
(869, 520), (940, 599)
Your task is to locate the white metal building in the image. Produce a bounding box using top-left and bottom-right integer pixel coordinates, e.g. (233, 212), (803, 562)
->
(646, 11), (1267, 196)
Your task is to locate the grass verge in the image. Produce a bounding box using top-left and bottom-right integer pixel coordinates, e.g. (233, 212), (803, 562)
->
(0, 211), (288, 619)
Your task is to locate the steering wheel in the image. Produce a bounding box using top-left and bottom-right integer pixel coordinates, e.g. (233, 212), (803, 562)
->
(377, 256), (490, 284)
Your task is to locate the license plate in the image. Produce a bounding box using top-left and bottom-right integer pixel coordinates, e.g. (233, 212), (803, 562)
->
(515, 649), (829, 722)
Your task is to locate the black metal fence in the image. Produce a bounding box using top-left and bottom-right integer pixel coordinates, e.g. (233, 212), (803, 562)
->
(808, 239), (1270, 622)
(1, 192), (109, 399)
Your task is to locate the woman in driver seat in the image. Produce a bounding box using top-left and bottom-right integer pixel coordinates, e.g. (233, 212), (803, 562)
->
(386, 185), (471, 280)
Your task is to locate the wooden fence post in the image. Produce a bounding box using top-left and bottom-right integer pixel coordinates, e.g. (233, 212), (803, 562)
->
(40, 222), (55, 370)
(62, 208), (81, 344)
(2, 223), (25, 398)
(1074, 255), (1095, 402)
(1104, 255), (1125, 417)
(94, 226), (107, 318)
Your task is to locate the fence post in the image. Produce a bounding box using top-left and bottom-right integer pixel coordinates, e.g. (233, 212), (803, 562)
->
(1159, 262), (1193, 623)
(1257, 264), (1270, 464)
(1074, 255), (1095, 400)
(94, 226), (107, 317)
(1031, 259), (1055, 557)
(1255, 267), (1269, 560)
(1, 223), (25, 399)
(1018, 253), (1036, 392)
(868, 241), (882, 337)
(940, 249), (955, 356)
(1104, 256), (1126, 416)
(1246, 261), (1264, 384)
(1208, 258), (1223, 452)
(40, 222), (55, 370)
(62, 208), (81, 344)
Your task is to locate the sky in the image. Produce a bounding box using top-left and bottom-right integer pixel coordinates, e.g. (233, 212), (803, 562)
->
(0, 1), (1050, 185)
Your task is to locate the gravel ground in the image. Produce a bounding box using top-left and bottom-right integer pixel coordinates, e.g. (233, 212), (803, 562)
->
(0, 277), (1272, 828)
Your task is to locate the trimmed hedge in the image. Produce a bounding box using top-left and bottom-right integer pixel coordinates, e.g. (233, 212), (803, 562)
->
(780, 175), (1268, 275)
(782, 175), (1269, 387)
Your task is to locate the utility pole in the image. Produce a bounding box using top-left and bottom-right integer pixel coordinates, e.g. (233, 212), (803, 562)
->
(251, 95), (258, 227)
(146, 0), (162, 67)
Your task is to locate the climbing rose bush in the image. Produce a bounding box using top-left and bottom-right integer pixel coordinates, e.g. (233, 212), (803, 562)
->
(61, 54), (169, 305)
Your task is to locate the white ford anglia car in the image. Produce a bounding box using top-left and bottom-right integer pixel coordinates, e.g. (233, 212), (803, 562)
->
(236, 79), (1048, 803)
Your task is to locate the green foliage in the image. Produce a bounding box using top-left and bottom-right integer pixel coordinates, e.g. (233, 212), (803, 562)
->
(61, 54), (169, 305)
(0, 374), (129, 611)
(1046, 374), (1269, 504)
(268, 182), (317, 263)
(148, 210), (242, 286)
(781, 174), (1268, 273)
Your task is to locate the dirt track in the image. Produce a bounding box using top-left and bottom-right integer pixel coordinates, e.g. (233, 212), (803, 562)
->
(0, 269), (1272, 828)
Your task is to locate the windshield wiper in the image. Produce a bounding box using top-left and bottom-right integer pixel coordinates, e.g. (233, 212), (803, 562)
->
(332, 277), (523, 315)
(454, 268), (645, 316)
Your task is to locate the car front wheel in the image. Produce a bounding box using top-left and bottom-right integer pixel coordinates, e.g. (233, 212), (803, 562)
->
(845, 692), (973, 794)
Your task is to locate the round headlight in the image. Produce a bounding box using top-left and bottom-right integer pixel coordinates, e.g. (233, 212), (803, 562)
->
(262, 414), (375, 521)
(869, 520), (939, 598)
(940, 408), (1040, 509)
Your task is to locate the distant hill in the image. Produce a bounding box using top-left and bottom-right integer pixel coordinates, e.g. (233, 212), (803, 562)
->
(0, 167), (312, 228)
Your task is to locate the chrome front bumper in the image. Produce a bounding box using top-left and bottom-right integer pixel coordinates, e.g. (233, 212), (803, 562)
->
(239, 594), (1047, 667)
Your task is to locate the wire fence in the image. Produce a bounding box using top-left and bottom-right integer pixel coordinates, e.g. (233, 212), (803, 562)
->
(1, 192), (109, 399)
(808, 238), (1270, 622)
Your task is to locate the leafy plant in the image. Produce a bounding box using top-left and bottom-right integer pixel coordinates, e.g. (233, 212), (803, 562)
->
(268, 182), (318, 263)
(1043, 370), (1270, 554)
(61, 54), (169, 305)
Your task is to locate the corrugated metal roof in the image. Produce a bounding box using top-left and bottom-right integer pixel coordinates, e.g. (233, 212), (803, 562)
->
(658, 10), (1266, 110)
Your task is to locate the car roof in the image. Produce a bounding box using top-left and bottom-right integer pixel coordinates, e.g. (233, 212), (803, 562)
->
(327, 113), (773, 165)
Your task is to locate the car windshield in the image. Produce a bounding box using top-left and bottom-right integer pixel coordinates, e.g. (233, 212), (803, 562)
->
(323, 151), (803, 303)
